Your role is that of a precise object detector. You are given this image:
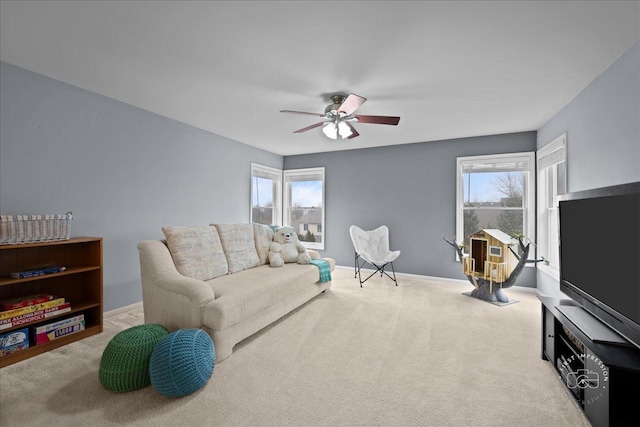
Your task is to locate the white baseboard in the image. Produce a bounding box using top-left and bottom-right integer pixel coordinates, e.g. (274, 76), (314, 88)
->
(335, 264), (468, 285)
(335, 264), (537, 291)
(104, 301), (143, 318)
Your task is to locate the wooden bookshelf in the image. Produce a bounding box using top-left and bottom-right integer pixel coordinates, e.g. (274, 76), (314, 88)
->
(0, 237), (103, 367)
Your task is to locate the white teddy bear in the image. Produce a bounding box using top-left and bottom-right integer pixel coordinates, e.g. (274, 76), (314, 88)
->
(269, 226), (311, 267)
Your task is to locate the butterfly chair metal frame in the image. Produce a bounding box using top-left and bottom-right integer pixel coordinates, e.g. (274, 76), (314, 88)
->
(349, 225), (400, 287)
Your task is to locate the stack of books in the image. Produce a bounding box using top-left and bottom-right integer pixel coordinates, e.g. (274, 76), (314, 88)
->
(0, 294), (86, 354)
(0, 294), (71, 331)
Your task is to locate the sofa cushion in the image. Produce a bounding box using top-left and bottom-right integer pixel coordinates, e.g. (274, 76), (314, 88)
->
(203, 262), (329, 331)
(162, 226), (228, 281)
(253, 223), (274, 265)
(214, 224), (261, 273)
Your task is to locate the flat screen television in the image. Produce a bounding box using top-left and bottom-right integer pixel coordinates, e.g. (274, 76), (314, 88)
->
(558, 181), (640, 349)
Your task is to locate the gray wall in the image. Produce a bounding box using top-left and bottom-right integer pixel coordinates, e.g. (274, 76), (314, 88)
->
(536, 41), (640, 297)
(5, 41), (637, 310)
(0, 61), (282, 311)
(284, 132), (538, 287)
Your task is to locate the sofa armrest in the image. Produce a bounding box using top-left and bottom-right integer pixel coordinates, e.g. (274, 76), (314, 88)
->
(307, 249), (321, 260)
(138, 240), (216, 329)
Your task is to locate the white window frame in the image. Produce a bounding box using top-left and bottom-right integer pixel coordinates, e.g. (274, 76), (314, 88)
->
(536, 133), (567, 280)
(283, 167), (325, 250)
(456, 152), (536, 261)
(250, 163), (282, 226)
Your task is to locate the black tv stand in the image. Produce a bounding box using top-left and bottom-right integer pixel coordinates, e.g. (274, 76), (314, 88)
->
(540, 296), (640, 427)
(555, 305), (629, 346)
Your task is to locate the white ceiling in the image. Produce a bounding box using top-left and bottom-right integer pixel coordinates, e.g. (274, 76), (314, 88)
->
(1, 1), (639, 156)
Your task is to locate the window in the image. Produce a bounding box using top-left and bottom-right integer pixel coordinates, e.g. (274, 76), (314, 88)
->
(489, 246), (502, 257)
(456, 152), (535, 259)
(283, 167), (325, 250)
(250, 164), (326, 249)
(537, 133), (567, 279)
(250, 163), (282, 226)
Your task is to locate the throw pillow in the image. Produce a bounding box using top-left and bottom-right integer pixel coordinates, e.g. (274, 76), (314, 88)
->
(213, 224), (260, 273)
(253, 223), (275, 265)
(162, 225), (228, 281)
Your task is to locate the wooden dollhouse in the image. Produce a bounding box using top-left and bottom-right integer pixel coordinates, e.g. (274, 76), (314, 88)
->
(462, 229), (518, 291)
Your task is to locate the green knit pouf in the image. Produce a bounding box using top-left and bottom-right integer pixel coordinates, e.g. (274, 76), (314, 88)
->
(99, 323), (169, 393)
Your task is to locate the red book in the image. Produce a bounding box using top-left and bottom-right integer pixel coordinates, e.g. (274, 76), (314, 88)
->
(0, 294), (56, 311)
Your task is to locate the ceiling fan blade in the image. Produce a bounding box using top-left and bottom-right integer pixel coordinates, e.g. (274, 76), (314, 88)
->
(293, 122), (325, 133)
(354, 115), (400, 125)
(345, 121), (359, 139)
(281, 110), (325, 117)
(339, 94), (367, 115)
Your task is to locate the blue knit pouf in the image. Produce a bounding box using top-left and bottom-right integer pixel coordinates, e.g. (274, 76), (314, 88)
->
(149, 329), (215, 398)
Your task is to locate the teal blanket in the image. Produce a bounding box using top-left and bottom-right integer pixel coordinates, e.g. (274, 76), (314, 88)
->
(309, 259), (332, 283)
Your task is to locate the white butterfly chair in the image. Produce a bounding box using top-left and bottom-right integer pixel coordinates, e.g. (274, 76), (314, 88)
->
(349, 225), (401, 287)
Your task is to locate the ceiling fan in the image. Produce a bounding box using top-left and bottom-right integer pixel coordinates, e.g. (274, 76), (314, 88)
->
(280, 93), (400, 140)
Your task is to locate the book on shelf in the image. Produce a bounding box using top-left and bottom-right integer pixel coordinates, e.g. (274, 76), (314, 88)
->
(33, 314), (85, 345)
(9, 266), (66, 279)
(0, 303), (71, 330)
(33, 314), (84, 334)
(0, 293), (56, 311)
(0, 297), (65, 320)
(0, 328), (29, 357)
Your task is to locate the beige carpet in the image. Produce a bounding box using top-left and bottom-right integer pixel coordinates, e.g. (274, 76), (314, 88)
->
(0, 268), (589, 427)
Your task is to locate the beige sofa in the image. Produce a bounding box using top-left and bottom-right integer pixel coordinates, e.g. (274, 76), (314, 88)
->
(138, 223), (335, 362)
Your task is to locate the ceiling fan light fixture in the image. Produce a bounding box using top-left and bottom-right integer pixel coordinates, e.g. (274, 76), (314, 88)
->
(322, 122), (338, 139)
(337, 121), (353, 138)
(281, 93), (400, 140)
